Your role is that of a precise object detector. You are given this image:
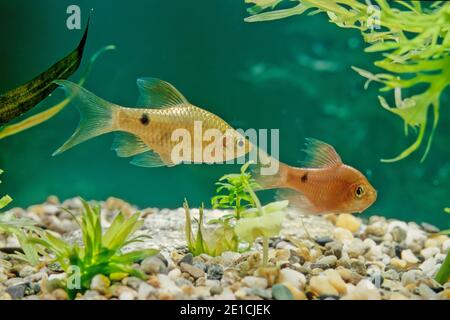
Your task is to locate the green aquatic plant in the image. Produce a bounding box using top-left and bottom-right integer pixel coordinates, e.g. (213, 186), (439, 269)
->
(211, 162), (259, 219)
(184, 201), (239, 256)
(245, 0), (450, 162)
(0, 169), (12, 209)
(0, 169), (44, 264)
(0, 213), (44, 265)
(0, 45), (115, 140)
(0, 15), (91, 125)
(185, 162), (289, 265)
(27, 199), (158, 299)
(435, 208), (450, 285)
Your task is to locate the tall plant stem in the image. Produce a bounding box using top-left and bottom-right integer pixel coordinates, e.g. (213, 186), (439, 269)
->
(435, 252), (450, 285)
(244, 180), (269, 266)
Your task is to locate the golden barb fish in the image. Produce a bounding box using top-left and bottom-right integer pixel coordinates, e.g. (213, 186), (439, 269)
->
(53, 79), (252, 167)
(256, 139), (377, 215)
(0, 17), (90, 125)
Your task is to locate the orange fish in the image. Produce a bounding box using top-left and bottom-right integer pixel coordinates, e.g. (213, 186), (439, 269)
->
(255, 138), (377, 214)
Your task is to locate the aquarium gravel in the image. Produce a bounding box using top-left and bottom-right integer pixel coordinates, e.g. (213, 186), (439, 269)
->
(0, 197), (448, 300)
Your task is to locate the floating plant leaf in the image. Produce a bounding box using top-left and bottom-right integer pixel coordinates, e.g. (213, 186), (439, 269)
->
(235, 200), (288, 243)
(0, 16), (91, 125)
(0, 45), (116, 140)
(245, 0), (450, 162)
(0, 169), (12, 209)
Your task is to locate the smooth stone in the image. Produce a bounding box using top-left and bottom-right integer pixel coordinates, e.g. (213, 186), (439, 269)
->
(278, 268), (307, 290)
(250, 288), (272, 299)
(180, 263), (205, 279)
(421, 223), (440, 234)
(336, 214), (361, 233)
(19, 266), (37, 278)
(52, 288), (69, 300)
(365, 222), (387, 237)
(157, 274), (182, 295)
(390, 257), (407, 270)
(207, 264), (223, 280)
(6, 283), (27, 299)
(418, 283), (437, 299)
(324, 241), (343, 259)
(420, 258), (439, 277)
(324, 269), (347, 295)
(443, 239), (450, 252)
(401, 249), (419, 264)
(90, 274), (111, 294)
(168, 268), (181, 281)
(420, 247), (440, 259)
(391, 226), (407, 243)
(221, 251), (241, 266)
(316, 255), (338, 267)
(272, 284), (294, 300)
(137, 282), (155, 300)
(122, 277), (143, 290)
(141, 256), (167, 274)
(309, 276), (339, 297)
(401, 270), (423, 286)
(333, 228), (354, 242)
(342, 279), (381, 300)
(242, 276), (268, 289)
(179, 253), (193, 265)
(315, 236), (333, 246)
(210, 285), (223, 295)
(346, 240), (366, 258)
(119, 291), (136, 300)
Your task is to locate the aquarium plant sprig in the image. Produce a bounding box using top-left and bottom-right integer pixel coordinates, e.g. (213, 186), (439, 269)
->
(211, 162), (260, 220)
(184, 201), (239, 256)
(435, 207), (450, 285)
(185, 162), (288, 266)
(245, 0), (450, 162)
(0, 169), (12, 209)
(27, 199), (158, 299)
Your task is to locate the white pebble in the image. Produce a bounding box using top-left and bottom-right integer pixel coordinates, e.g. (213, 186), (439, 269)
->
(401, 249), (419, 264)
(420, 247), (440, 259)
(242, 276), (268, 289)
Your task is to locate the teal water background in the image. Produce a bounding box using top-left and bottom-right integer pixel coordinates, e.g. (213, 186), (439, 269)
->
(0, 0), (449, 228)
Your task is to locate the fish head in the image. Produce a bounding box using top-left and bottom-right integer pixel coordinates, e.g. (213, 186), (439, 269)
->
(337, 165), (377, 214)
(223, 131), (252, 161)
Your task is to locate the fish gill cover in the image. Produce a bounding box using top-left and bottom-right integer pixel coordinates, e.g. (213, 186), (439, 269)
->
(245, 0), (450, 163)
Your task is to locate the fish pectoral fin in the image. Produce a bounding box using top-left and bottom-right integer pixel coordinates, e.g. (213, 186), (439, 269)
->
(300, 138), (343, 168)
(276, 189), (319, 215)
(130, 150), (174, 168)
(112, 132), (149, 158)
(136, 78), (188, 108)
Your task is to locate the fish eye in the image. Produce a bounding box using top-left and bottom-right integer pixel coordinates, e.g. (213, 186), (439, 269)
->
(237, 139), (245, 147)
(355, 185), (365, 199)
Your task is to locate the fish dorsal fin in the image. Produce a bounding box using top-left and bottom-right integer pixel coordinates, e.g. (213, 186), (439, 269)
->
(130, 151), (174, 168)
(300, 138), (342, 168)
(136, 77), (188, 108)
(112, 132), (150, 158)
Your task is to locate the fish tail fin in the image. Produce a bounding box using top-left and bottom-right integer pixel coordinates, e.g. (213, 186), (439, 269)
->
(52, 80), (119, 156)
(252, 151), (290, 190)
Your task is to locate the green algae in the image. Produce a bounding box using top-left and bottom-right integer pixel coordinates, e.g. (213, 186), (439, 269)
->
(245, 0), (450, 162)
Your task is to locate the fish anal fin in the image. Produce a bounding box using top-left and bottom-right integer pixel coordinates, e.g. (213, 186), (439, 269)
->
(136, 78), (188, 108)
(130, 150), (174, 168)
(300, 138), (342, 168)
(112, 132), (150, 158)
(276, 189), (319, 215)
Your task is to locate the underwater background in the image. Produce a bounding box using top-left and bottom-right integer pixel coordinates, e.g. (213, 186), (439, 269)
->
(0, 0), (448, 228)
